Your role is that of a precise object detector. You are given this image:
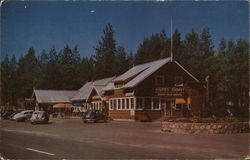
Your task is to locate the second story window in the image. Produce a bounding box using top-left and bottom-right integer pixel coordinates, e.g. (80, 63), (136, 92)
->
(155, 75), (165, 86)
(114, 82), (124, 89)
(175, 76), (183, 86)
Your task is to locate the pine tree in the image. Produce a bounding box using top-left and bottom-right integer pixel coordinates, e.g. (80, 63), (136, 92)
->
(115, 46), (129, 75)
(200, 27), (214, 57)
(135, 33), (166, 65)
(1, 55), (10, 105)
(94, 24), (117, 78)
(172, 29), (184, 61)
(227, 39), (249, 116)
(17, 48), (39, 99)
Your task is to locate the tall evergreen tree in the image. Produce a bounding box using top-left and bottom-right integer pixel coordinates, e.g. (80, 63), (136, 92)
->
(172, 29), (184, 61)
(94, 23), (117, 79)
(46, 47), (61, 89)
(59, 45), (81, 89)
(227, 39), (248, 113)
(115, 46), (129, 75)
(200, 27), (214, 56)
(135, 33), (166, 65)
(18, 48), (39, 99)
(37, 50), (49, 88)
(1, 55), (10, 105)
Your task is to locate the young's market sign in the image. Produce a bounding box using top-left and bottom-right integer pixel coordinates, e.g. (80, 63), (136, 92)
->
(155, 87), (184, 97)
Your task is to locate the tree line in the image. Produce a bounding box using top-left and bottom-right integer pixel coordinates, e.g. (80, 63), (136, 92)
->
(1, 24), (248, 117)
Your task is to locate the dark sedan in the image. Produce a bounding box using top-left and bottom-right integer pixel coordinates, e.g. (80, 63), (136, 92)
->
(1, 110), (14, 120)
(82, 110), (107, 123)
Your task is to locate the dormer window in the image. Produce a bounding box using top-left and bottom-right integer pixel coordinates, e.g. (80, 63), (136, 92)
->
(114, 82), (123, 89)
(155, 75), (165, 86)
(175, 76), (183, 86)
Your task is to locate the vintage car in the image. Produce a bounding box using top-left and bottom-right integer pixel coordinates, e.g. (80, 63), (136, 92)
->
(82, 110), (107, 123)
(12, 110), (34, 122)
(30, 111), (49, 124)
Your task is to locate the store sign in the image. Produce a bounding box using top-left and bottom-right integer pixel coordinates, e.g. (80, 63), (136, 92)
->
(155, 87), (184, 97)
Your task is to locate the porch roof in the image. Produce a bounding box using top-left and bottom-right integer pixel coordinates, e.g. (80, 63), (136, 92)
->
(33, 89), (76, 104)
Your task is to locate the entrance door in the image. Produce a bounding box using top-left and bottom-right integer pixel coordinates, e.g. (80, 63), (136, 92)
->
(161, 99), (171, 117)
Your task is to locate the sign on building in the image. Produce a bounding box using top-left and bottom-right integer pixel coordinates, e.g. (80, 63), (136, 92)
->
(155, 87), (185, 97)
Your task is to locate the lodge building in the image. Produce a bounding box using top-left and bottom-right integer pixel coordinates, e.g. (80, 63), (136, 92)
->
(30, 57), (204, 121)
(102, 57), (203, 121)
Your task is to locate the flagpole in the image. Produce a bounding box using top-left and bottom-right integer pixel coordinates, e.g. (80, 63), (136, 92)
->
(170, 17), (173, 61)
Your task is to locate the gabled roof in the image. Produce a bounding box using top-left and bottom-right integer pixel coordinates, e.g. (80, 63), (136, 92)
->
(113, 58), (170, 82)
(93, 77), (115, 86)
(102, 81), (115, 91)
(104, 57), (199, 90)
(33, 89), (76, 104)
(70, 82), (93, 101)
(71, 76), (115, 101)
(122, 58), (172, 88)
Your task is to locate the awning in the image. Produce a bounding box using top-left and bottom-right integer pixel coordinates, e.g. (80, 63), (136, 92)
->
(175, 98), (191, 104)
(175, 98), (186, 104)
(73, 103), (83, 107)
(53, 103), (73, 108)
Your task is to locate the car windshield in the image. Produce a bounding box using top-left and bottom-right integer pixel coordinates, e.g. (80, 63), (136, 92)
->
(34, 112), (43, 115)
(85, 111), (95, 116)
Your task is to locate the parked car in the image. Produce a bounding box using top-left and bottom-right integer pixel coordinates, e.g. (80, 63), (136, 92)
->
(12, 110), (34, 122)
(82, 110), (107, 123)
(10, 110), (24, 120)
(30, 111), (49, 124)
(1, 110), (14, 120)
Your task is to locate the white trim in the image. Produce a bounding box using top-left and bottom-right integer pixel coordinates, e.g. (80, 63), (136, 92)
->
(121, 59), (199, 89)
(174, 61), (199, 82)
(131, 97), (135, 110)
(121, 58), (171, 89)
(25, 148), (55, 156)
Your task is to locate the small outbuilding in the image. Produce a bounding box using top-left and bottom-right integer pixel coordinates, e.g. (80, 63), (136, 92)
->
(32, 89), (76, 111)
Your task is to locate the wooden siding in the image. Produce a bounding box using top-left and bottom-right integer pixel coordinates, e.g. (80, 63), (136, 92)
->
(113, 89), (126, 97)
(109, 110), (131, 119)
(135, 110), (162, 120)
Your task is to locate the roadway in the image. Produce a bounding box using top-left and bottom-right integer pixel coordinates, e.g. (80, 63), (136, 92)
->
(0, 119), (249, 159)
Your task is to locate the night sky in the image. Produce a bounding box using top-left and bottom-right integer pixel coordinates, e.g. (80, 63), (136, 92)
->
(1, 1), (249, 58)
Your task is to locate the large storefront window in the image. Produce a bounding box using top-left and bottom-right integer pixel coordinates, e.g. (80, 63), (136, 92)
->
(122, 99), (125, 109)
(131, 98), (134, 109)
(118, 99), (121, 110)
(113, 99), (117, 110)
(110, 100), (113, 110)
(136, 98), (143, 109)
(144, 98), (151, 110)
(126, 98), (129, 109)
(109, 97), (137, 110)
